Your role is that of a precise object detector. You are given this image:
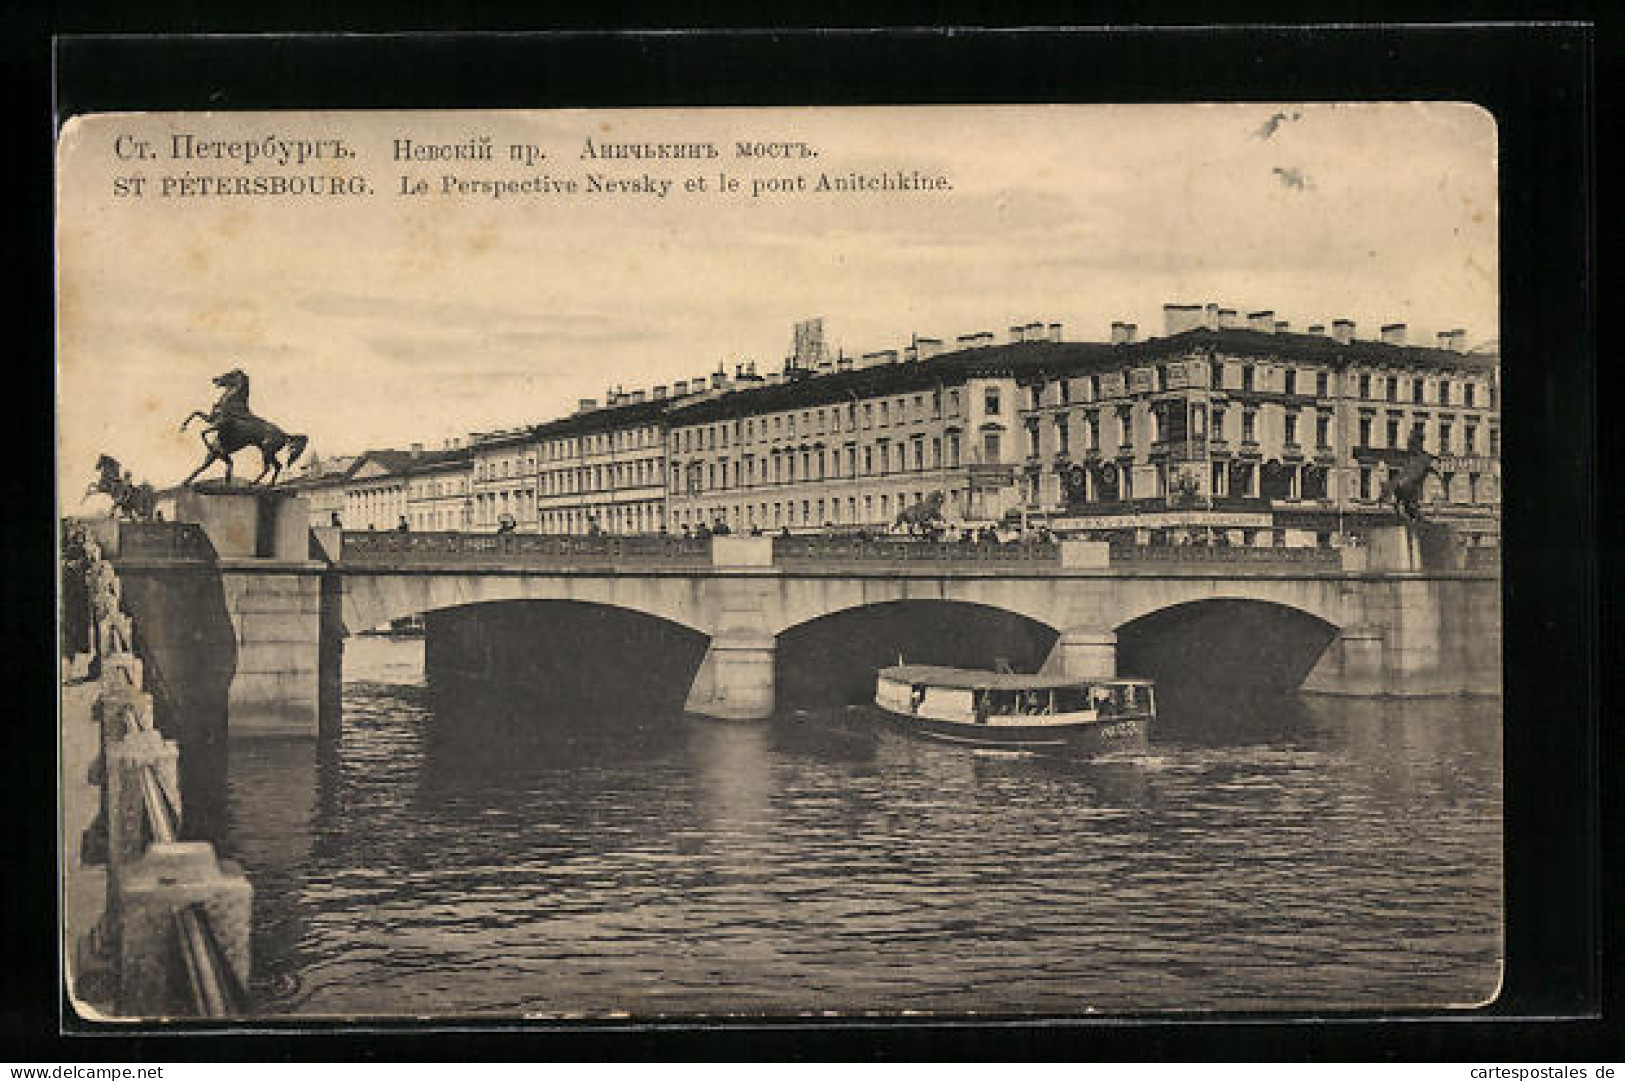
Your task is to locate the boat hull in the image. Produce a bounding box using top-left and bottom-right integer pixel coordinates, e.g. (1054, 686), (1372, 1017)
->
(876, 705), (1150, 753)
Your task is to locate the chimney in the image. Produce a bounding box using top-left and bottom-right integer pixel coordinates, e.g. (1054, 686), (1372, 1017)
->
(1026, 321), (1045, 341)
(917, 337), (943, 359)
(1248, 310), (1275, 333)
(837, 354), (853, 372)
(1307, 323), (1326, 336)
(577, 397), (598, 412)
(735, 363), (745, 379)
(1009, 324), (1026, 343)
(410, 442), (423, 457)
(1437, 328), (1467, 352)
(1163, 303), (1205, 336)
(1217, 308), (1239, 330)
(903, 345), (918, 363)
(1204, 303), (1221, 330)
(1047, 323), (1063, 342)
(957, 333), (979, 349)
(653, 385), (668, 400)
(1274, 320), (1289, 334)
(630, 389), (646, 403)
(977, 331), (995, 347)
(673, 381), (688, 396)
(1381, 322), (1407, 346)
(710, 371), (726, 389)
(1332, 319), (1355, 346)
(880, 349), (899, 365)
(1123, 323), (1138, 344)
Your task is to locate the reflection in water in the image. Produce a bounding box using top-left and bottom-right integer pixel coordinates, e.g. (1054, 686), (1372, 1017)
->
(220, 637), (1502, 1017)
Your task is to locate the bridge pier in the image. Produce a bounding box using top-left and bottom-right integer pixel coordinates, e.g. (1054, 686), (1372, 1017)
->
(1043, 628), (1118, 679)
(684, 632), (777, 721)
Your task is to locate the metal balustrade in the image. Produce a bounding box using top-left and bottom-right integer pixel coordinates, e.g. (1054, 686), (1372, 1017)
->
(1108, 543), (1343, 566)
(772, 536), (1061, 565)
(338, 530), (712, 567)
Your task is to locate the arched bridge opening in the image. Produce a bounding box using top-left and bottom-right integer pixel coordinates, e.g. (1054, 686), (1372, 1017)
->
(422, 600), (711, 721)
(1116, 599), (1339, 734)
(775, 600), (1059, 711)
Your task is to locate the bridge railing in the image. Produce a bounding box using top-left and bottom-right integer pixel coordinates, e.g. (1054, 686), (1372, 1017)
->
(339, 530), (713, 567)
(1107, 543), (1343, 568)
(64, 524), (251, 1019)
(772, 536), (1061, 565)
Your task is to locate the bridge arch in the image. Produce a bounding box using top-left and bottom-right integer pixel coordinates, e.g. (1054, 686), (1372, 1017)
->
(337, 571), (714, 639)
(1101, 578), (1349, 635)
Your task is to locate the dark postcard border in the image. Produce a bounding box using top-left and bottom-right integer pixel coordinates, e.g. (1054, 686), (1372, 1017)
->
(19, 25), (1604, 1060)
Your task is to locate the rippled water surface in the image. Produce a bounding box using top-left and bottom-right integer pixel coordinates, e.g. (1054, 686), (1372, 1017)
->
(219, 637), (1501, 1017)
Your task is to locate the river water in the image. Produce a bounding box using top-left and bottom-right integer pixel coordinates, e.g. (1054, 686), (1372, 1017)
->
(218, 636), (1502, 1018)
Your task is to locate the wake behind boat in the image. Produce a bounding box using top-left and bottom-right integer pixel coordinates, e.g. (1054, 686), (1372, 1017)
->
(875, 664), (1154, 752)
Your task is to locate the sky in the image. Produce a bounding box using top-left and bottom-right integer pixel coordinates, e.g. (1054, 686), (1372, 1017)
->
(57, 103), (1497, 495)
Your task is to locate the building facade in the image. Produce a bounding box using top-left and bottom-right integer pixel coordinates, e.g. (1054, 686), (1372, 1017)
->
(663, 347), (1042, 534)
(469, 429), (537, 531)
(662, 307), (1500, 542)
(535, 394), (675, 535)
(404, 448), (474, 531)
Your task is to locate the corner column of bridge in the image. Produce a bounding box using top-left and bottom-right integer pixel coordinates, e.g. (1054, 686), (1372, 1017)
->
(185, 489), (329, 739)
(683, 537), (778, 721)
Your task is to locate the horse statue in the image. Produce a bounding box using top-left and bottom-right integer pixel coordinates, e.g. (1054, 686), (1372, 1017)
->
(1378, 428), (1441, 523)
(893, 490), (946, 539)
(179, 368), (308, 486)
(83, 454), (157, 520)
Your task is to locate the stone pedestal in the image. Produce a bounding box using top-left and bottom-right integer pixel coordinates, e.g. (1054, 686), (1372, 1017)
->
(104, 729), (180, 886)
(115, 841), (252, 1018)
(1046, 628), (1117, 679)
(174, 487), (310, 560)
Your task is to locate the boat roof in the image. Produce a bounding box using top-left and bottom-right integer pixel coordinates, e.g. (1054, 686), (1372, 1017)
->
(878, 665), (1153, 691)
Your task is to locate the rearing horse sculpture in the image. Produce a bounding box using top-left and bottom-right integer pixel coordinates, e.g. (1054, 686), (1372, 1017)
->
(1378, 428), (1441, 524)
(179, 368), (308, 486)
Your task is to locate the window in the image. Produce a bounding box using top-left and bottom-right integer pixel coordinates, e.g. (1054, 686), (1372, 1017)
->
(982, 430), (1002, 462)
(1284, 412), (1299, 446)
(1465, 421), (1479, 453)
(1284, 370), (1297, 396)
(1028, 384), (1042, 411)
(1091, 375), (1103, 400)
(1059, 381), (1070, 406)
(1212, 406), (1225, 441)
(1242, 365), (1255, 391)
(1489, 427), (1500, 456)
(1055, 417), (1069, 455)
(948, 433), (961, 467)
(948, 390), (961, 415)
(1412, 420), (1426, 447)
(932, 437), (942, 467)
(1086, 413), (1100, 450)
(864, 446), (873, 474)
(1316, 372), (1329, 398)
(1465, 383), (1477, 408)
(1210, 363), (1224, 390)
(1359, 467), (1373, 500)
(1359, 373), (1372, 399)
(1317, 414), (1331, 448)
(1439, 380), (1451, 406)
(1242, 410), (1257, 443)
(1439, 420), (1453, 452)
(1387, 376), (1399, 402)
(1026, 420), (1040, 457)
(985, 390), (1001, 415)
(1119, 408), (1133, 447)
(1386, 416), (1401, 446)
(913, 439), (924, 470)
(1156, 364), (1169, 392)
(1413, 379), (1425, 404)
(880, 402), (890, 426)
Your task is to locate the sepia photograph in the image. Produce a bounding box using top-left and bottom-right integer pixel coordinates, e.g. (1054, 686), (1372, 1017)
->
(57, 102), (1504, 1022)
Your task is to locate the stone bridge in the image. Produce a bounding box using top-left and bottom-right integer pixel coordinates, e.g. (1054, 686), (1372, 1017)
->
(101, 490), (1501, 738)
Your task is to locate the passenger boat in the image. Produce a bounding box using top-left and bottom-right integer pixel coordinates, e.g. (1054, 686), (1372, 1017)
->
(874, 664), (1154, 752)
